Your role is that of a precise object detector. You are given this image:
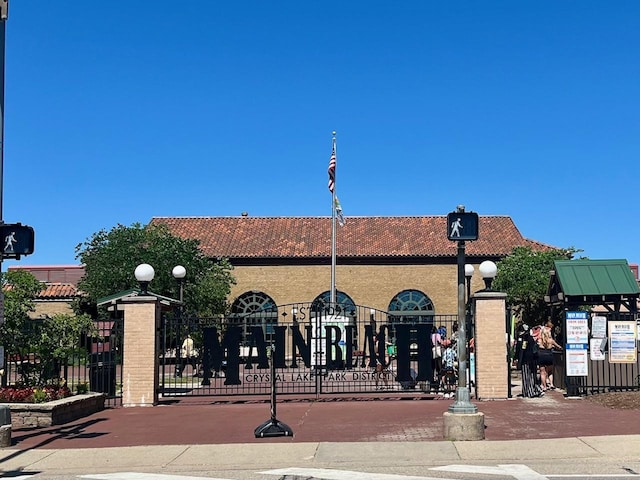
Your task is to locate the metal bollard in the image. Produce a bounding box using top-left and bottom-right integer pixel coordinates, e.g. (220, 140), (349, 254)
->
(0, 405), (11, 448)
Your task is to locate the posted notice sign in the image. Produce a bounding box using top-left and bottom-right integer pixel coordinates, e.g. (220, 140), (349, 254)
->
(566, 311), (589, 377)
(608, 320), (637, 364)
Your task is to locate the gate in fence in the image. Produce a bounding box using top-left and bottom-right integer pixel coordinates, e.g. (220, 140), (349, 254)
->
(159, 302), (458, 398)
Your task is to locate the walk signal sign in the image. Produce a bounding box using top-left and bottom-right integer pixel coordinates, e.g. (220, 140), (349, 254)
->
(1, 223), (35, 259)
(447, 212), (479, 241)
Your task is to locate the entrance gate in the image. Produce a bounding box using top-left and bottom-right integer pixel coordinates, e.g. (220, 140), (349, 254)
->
(159, 303), (457, 398)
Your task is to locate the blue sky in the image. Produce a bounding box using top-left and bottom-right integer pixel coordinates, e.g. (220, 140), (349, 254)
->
(2, 1), (639, 270)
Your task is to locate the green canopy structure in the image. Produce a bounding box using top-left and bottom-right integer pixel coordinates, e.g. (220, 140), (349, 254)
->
(545, 259), (640, 312)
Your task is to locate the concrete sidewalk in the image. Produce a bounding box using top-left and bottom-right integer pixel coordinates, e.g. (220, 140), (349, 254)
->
(2, 389), (640, 477)
(2, 435), (640, 477)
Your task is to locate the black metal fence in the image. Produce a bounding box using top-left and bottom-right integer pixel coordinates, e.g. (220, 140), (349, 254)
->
(2, 318), (123, 407)
(159, 302), (459, 398)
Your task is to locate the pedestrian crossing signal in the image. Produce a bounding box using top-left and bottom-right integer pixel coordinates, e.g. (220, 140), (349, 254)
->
(447, 212), (479, 241)
(1, 223), (35, 259)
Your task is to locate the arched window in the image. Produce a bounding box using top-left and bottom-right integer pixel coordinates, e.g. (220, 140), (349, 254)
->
(388, 289), (435, 314)
(387, 289), (435, 341)
(231, 291), (277, 315)
(311, 290), (356, 317)
(230, 291), (277, 343)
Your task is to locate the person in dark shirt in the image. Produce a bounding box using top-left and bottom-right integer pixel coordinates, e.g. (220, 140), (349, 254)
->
(515, 324), (544, 398)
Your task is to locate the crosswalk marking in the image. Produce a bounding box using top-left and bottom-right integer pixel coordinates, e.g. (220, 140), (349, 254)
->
(260, 468), (444, 480)
(431, 464), (547, 479)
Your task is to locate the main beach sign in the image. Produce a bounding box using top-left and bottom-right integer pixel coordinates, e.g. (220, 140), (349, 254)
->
(198, 316), (435, 387)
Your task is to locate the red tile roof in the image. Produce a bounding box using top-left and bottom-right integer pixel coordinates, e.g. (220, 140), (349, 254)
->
(151, 216), (554, 259)
(37, 283), (80, 299)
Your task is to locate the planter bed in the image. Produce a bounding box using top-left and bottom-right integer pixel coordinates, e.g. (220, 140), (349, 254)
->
(1, 392), (105, 428)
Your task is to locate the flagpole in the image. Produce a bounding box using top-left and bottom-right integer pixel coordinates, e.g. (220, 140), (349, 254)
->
(330, 131), (337, 305)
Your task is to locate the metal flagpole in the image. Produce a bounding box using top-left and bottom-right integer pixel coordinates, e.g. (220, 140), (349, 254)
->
(330, 131), (337, 305)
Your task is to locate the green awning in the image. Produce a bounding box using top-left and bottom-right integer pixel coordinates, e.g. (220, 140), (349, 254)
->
(554, 259), (640, 296)
(546, 259), (640, 309)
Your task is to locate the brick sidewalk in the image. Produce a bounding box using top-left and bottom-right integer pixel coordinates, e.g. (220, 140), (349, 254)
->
(7, 389), (640, 450)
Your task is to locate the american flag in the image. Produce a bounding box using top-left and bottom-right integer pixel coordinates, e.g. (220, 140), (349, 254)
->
(327, 149), (336, 193)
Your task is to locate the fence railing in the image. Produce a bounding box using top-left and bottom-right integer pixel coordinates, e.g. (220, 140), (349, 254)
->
(1, 318), (123, 406)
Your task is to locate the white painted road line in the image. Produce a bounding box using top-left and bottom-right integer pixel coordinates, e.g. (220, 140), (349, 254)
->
(260, 468), (445, 480)
(432, 464), (547, 479)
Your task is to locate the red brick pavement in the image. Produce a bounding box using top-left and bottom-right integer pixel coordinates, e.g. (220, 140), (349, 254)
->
(9, 390), (640, 450)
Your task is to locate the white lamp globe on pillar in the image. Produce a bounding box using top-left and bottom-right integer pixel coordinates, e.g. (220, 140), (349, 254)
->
(134, 263), (155, 295)
(479, 260), (498, 291)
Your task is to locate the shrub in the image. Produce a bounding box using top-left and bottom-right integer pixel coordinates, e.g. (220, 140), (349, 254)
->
(75, 382), (89, 394)
(0, 385), (72, 403)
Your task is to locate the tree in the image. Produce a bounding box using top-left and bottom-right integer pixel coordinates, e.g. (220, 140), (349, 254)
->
(0, 270), (96, 386)
(75, 223), (235, 317)
(492, 245), (578, 326)
(0, 269), (44, 358)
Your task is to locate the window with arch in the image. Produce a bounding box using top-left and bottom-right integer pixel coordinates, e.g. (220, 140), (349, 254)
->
(388, 289), (435, 314)
(230, 291), (278, 344)
(311, 290), (356, 317)
(387, 289), (435, 341)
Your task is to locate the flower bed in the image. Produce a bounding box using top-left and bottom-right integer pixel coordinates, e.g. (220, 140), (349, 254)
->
(0, 385), (72, 403)
(1, 392), (105, 428)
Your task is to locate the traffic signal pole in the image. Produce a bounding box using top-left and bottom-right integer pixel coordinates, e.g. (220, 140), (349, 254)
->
(0, 0), (7, 226)
(0, 2), (8, 445)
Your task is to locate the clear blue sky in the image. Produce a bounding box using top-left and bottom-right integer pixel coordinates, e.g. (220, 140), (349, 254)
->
(2, 1), (639, 270)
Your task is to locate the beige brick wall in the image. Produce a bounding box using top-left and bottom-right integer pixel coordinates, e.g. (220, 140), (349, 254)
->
(121, 298), (159, 407)
(230, 264), (487, 314)
(473, 291), (508, 400)
(32, 301), (74, 318)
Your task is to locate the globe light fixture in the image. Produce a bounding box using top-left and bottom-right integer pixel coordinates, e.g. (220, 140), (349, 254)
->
(479, 260), (498, 291)
(172, 265), (186, 280)
(134, 263), (155, 295)
(172, 265), (187, 303)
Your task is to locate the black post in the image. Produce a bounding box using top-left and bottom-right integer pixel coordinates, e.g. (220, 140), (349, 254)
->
(254, 345), (293, 438)
(448, 207), (478, 414)
(0, 1), (10, 443)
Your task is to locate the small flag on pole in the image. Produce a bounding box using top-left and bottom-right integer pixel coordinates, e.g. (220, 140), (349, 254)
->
(328, 148), (336, 193)
(335, 196), (345, 226)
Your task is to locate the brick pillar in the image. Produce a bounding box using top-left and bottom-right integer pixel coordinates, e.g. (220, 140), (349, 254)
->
(473, 290), (508, 400)
(120, 296), (160, 407)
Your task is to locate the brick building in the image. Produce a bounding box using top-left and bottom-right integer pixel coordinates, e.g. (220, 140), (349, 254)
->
(151, 215), (552, 316)
(7, 265), (83, 318)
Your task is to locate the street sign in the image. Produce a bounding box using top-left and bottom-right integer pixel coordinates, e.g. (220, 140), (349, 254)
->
(446, 212), (479, 241)
(1, 223), (35, 259)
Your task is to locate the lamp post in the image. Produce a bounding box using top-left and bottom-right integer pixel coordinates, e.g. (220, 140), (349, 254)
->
(172, 265), (186, 303)
(464, 262), (475, 347)
(172, 265), (187, 378)
(464, 264), (475, 304)
(479, 261), (497, 291)
(134, 264), (155, 295)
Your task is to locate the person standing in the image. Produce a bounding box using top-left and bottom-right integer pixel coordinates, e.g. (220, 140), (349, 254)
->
(538, 319), (562, 390)
(431, 326), (443, 389)
(515, 324), (544, 397)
